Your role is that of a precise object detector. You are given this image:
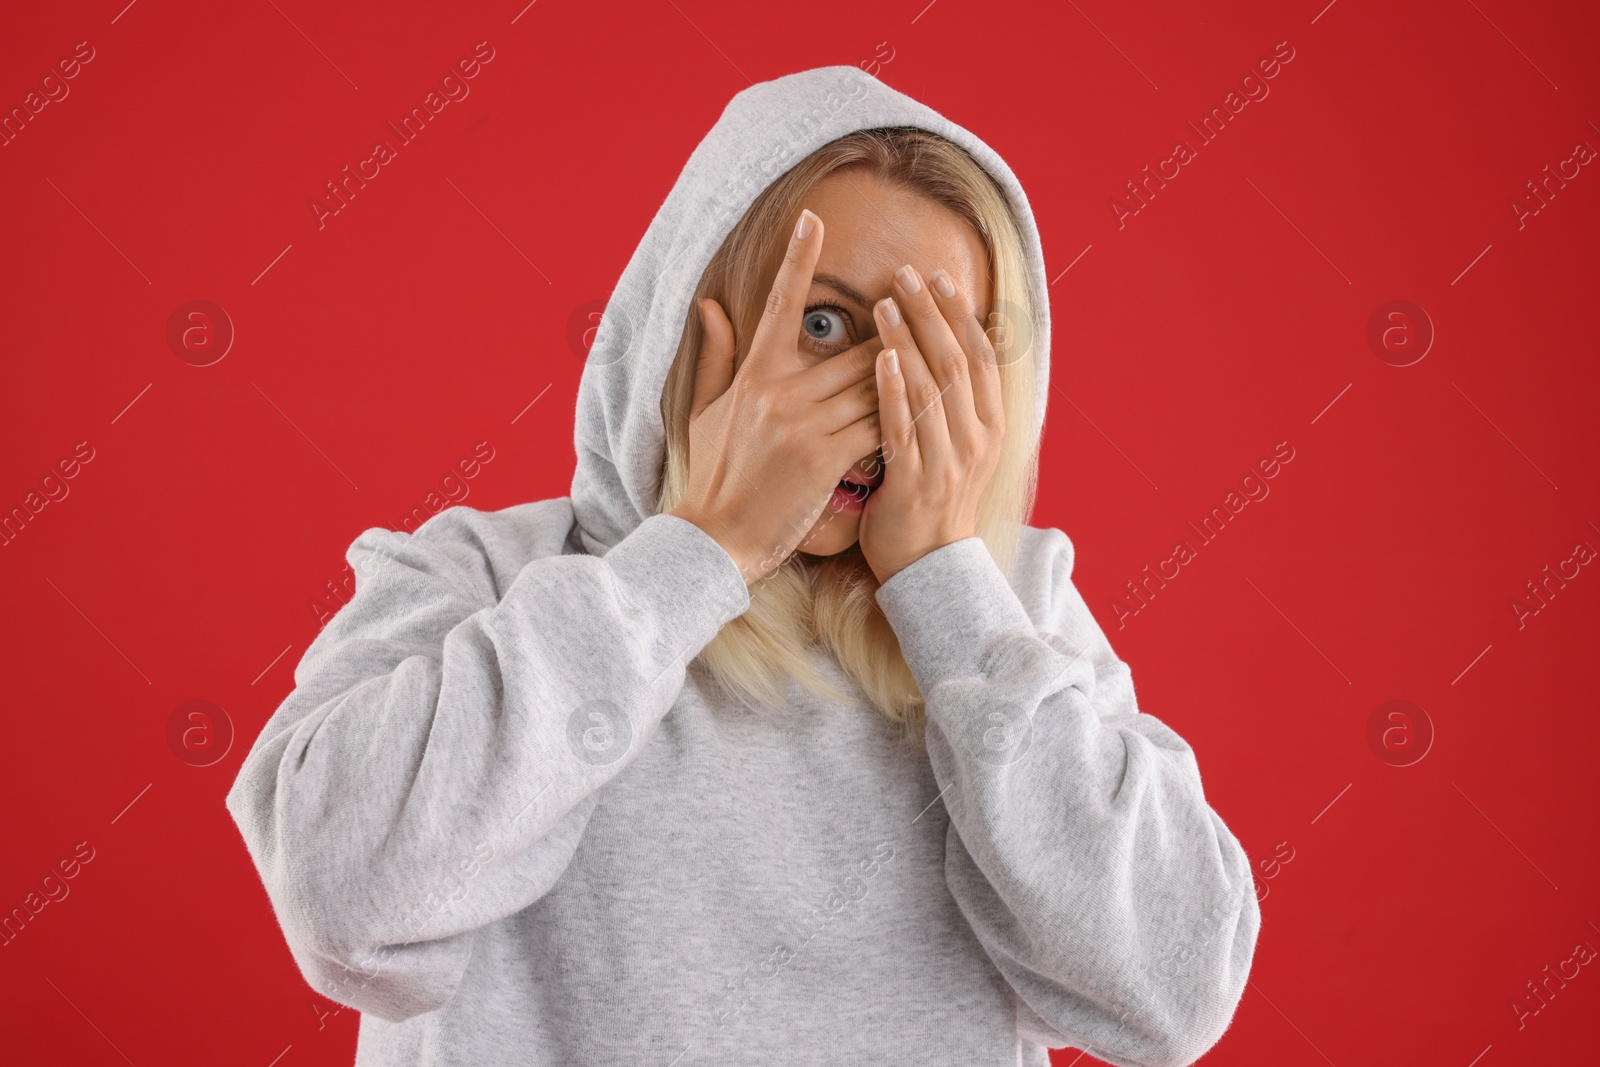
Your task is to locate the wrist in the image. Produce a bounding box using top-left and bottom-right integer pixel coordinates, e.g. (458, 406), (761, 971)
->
(869, 531), (976, 588)
(669, 505), (763, 587)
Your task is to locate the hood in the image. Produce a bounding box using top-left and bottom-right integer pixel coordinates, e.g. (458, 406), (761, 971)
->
(569, 64), (1053, 556)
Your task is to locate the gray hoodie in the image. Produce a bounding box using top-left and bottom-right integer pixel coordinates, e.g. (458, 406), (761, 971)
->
(225, 64), (1259, 1067)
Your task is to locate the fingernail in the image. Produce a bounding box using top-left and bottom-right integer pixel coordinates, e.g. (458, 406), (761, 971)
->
(930, 269), (955, 298)
(795, 209), (814, 239)
(895, 264), (922, 295)
(883, 348), (898, 375)
(879, 298), (901, 326)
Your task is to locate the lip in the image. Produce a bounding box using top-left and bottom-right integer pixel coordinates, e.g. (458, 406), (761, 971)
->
(829, 483), (871, 512)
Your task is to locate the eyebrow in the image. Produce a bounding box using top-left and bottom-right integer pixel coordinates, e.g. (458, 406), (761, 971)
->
(811, 273), (880, 309)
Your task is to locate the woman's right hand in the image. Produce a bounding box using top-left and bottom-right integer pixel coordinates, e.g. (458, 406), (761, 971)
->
(669, 208), (885, 586)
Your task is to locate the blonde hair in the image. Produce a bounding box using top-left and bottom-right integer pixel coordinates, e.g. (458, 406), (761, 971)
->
(655, 126), (1042, 746)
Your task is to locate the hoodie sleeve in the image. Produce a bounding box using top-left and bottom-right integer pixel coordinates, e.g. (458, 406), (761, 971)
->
(873, 531), (1259, 1067)
(224, 507), (751, 1023)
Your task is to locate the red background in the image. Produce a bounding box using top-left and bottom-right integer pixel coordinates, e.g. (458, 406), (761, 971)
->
(2, 0), (1597, 1063)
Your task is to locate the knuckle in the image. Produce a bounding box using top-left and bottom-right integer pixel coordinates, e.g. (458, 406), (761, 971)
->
(942, 349), (968, 384)
(961, 318), (994, 361)
(966, 334), (992, 367)
(766, 287), (786, 318)
(972, 330), (998, 368)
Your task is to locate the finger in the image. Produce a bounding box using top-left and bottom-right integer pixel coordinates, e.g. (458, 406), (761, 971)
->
(816, 361), (881, 436)
(797, 331), (885, 402)
(691, 298), (736, 420)
(746, 207), (822, 376)
(874, 294), (949, 469)
(830, 388), (887, 476)
(895, 264), (982, 452)
(871, 346), (919, 476)
(927, 268), (1003, 437)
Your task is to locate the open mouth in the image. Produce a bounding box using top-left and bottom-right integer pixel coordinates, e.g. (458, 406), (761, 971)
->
(836, 479), (878, 501)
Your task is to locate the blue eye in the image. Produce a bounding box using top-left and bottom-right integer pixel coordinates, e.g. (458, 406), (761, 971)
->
(801, 304), (853, 352)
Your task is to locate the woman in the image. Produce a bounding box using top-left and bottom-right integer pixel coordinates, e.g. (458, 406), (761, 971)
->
(226, 65), (1260, 1066)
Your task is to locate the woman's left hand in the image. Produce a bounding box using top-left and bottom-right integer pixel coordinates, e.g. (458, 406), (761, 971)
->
(858, 263), (1007, 587)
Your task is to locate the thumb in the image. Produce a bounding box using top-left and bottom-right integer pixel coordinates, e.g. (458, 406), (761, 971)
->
(690, 297), (736, 421)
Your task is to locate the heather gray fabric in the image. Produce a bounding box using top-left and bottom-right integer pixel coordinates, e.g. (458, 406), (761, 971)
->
(225, 65), (1259, 1067)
